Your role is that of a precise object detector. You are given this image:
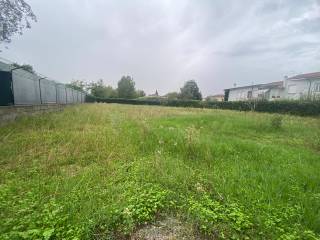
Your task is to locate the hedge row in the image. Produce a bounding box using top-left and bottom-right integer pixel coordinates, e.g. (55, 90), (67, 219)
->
(85, 95), (320, 116)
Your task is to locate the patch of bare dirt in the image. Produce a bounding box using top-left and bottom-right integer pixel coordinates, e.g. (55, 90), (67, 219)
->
(130, 217), (204, 240)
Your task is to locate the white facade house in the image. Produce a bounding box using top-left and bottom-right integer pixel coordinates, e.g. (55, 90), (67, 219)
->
(284, 72), (320, 100)
(225, 72), (320, 101)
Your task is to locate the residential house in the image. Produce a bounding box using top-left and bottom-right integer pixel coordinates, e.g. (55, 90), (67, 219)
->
(224, 72), (320, 101)
(284, 72), (320, 100)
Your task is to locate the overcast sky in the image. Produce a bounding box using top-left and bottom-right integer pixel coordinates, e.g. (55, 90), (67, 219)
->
(1, 0), (320, 96)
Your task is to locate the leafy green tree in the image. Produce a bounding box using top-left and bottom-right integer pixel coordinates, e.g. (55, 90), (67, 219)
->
(165, 92), (179, 100)
(117, 76), (136, 99)
(89, 79), (107, 98)
(135, 90), (146, 98)
(179, 80), (202, 100)
(12, 62), (35, 73)
(0, 0), (37, 43)
(89, 79), (117, 98)
(105, 85), (118, 98)
(66, 80), (86, 92)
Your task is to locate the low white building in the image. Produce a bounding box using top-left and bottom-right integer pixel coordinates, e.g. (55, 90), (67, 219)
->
(284, 72), (320, 100)
(225, 72), (320, 101)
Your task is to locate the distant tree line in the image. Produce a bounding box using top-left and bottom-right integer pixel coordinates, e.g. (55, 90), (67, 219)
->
(9, 61), (203, 101)
(67, 76), (146, 99)
(68, 77), (202, 101)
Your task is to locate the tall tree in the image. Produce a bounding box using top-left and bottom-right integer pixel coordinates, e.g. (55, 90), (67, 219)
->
(88, 79), (117, 98)
(165, 92), (179, 100)
(104, 85), (118, 98)
(179, 80), (202, 100)
(117, 76), (136, 99)
(0, 0), (37, 43)
(66, 80), (87, 92)
(135, 90), (146, 98)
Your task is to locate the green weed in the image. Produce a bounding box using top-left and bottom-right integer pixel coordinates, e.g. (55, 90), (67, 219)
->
(0, 104), (319, 239)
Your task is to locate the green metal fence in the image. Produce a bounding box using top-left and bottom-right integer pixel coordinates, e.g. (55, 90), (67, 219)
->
(0, 71), (14, 106)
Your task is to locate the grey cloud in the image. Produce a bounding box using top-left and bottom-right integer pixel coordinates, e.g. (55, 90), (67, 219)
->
(0, 0), (319, 96)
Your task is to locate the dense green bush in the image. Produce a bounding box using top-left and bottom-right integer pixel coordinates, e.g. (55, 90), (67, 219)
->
(85, 96), (320, 116)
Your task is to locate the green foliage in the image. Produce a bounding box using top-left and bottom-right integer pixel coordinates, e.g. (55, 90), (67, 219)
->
(11, 63), (35, 73)
(1, 104), (320, 239)
(184, 125), (201, 159)
(88, 79), (117, 98)
(179, 80), (202, 100)
(165, 91), (179, 100)
(271, 115), (283, 129)
(255, 203), (320, 239)
(109, 184), (168, 235)
(66, 79), (86, 92)
(186, 195), (252, 238)
(117, 75), (136, 99)
(135, 89), (146, 98)
(86, 96), (320, 116)
(0, 0), (37, 43)
(0, 186), (83, 239)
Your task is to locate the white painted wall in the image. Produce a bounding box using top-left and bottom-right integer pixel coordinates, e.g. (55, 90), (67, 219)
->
(228, 86), (260, 101)
(284, 78), (320, 100)
(227, 78), (320, 101)
(228, 86), (285, 101)
(268, 88), (285, 100)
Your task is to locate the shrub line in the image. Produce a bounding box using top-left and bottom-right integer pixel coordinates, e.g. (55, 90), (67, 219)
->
(85, 96), (320, 116)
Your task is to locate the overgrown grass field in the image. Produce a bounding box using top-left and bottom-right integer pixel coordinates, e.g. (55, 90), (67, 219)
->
(1, 104), (320, 239)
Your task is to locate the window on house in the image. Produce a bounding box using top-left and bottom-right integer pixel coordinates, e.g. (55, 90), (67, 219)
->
(288, 84), (297, 94)
(247, 91), (252, 99)
(314, 83), (320, 92)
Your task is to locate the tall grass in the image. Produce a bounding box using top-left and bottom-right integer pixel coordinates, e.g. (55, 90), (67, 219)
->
(0, 104), (319, 239)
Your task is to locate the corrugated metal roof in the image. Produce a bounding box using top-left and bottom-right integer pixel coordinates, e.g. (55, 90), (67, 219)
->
(0, 61), (12, 71)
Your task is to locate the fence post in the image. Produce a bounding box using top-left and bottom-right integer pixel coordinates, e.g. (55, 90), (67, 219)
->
(10, 66), (25, 105)
(38, 77), (46, 105)
(55, 83), (58, 104)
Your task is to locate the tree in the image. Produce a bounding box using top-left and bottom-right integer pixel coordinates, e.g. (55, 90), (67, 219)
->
(0, 0), (37, 43)
(117, 76), (136, 99)
(179, 80), (202, 100)
(12, 62), (35, 73)
(165, 92), (179, 100)
(88, 79), (106, 98)
(88, 79), (117, 98)
(66, 80), (86, 92)
(135, 90), (146, 98)
(104, 85), (118, 98)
